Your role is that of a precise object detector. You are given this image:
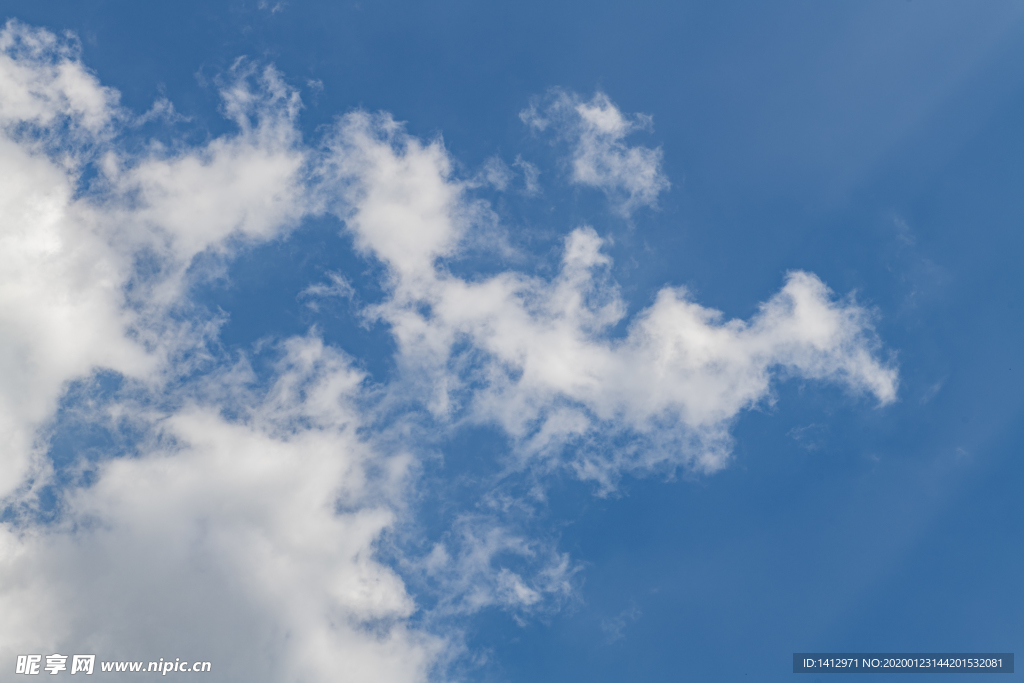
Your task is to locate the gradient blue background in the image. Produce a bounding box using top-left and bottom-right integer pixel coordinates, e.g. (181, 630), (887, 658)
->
(6, 1), (1022, 680)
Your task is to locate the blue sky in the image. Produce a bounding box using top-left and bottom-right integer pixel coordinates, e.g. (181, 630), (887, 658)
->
(0, 2), (1021, 681)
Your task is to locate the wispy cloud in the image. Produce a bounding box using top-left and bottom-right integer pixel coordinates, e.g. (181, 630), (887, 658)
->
(320, 112), (896, 485)
(417, 512), (577, 617)
(600, 602), (642, 643)
(301, 271), (356, 310)
(513, 154), (541, 195)
(521, 89), (670, 217)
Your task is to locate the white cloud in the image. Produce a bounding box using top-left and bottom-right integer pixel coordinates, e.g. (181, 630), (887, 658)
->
(0, 338), (442, 683)
(418, 513), (577, 617)
(110, 62), (309, 266)
(320, 115), (895, 486)
(320, 111), (468, 283)
(257, 0), (287, 14)
(521, 90), (669, 216)
(0, 24), (436, 682)
(600, 603), (642, 643)
(513, 154), (541, 195)
(0, 20), (118, 141)
(0, 21), (146, 500)
(301, 271), (357, 309)
(0, 25), (314, 503)
(477, 155), (512, 191)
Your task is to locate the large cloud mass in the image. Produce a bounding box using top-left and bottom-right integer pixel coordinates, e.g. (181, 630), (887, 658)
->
(0, 21), (897, 682)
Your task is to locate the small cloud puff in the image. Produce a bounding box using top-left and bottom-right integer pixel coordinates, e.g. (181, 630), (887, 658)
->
(521, 89), (669, 217)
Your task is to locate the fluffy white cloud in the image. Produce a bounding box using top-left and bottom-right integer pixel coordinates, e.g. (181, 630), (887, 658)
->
(112, 62), (309, 263)
(0, 21), (147, 500)
(0, 22), (434, 683)
(0, 338), (442, 683)
(521, 90), (669, 217)
(0, 20), (118, 139)
(0, 21), (313, 498)
(0, 21), (899, 683)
